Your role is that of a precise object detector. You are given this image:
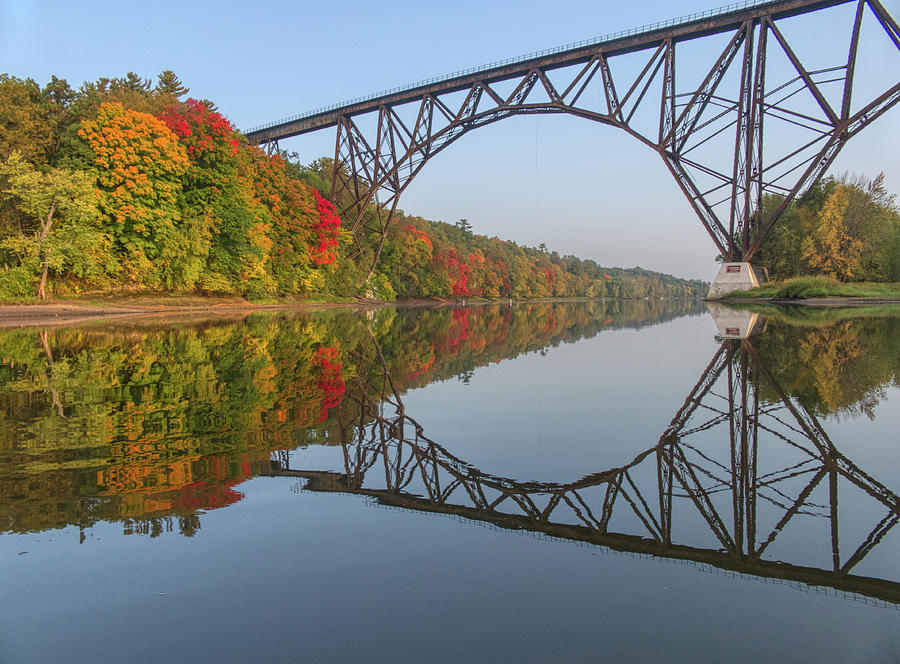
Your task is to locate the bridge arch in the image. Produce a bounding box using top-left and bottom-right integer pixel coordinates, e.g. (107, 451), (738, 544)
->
(246, 0), (900, 270)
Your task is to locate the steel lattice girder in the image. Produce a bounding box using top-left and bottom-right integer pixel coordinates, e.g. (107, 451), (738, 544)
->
(248, 0), (900, 264)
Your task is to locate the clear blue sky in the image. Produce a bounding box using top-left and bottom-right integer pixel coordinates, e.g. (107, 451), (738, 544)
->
(2, 0), (898, 280)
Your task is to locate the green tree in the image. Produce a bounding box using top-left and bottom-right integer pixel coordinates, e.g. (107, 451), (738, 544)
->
(117, 72), (151, 93)
(155, 70), (190, 100)
(0, 75), (54, 164)
(838, 173), (899, 281)
(0, 152), (111, 298)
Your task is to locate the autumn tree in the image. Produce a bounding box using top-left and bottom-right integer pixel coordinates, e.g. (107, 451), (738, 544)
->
(837, 174), (900, 281)
(79, 102), (189, 285)
(156, 98), (266, 293)
(801, 185), (865, 280)
(241, 147), (350, 297)
(755, 174), (900, 282)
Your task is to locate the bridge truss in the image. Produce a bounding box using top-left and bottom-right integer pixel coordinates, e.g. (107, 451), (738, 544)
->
(266, 336), (900, 605)
(246, 0), (900, 267)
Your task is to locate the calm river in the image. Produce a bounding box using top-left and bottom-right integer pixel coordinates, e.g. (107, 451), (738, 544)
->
(1, 301), (898, 662)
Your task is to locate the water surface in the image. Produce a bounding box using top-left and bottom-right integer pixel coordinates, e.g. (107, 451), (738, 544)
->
(1, 300), (898, 663)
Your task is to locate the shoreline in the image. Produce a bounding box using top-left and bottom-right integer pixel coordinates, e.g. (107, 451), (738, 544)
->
(0, 298), (371, 329)
(2, 294), (896, 328)
(0, 295), (697, 328)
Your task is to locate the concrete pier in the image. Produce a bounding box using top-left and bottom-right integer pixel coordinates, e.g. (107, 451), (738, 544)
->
(707, 262), (765, 299)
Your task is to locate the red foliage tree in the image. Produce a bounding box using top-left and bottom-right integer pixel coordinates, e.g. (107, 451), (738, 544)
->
(311, 190), (342, 265)
(435, 247), (469, 296)
(157, 98), (239, 160)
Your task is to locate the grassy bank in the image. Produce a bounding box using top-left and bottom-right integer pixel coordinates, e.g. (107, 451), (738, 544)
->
(720, 276), (900, 300)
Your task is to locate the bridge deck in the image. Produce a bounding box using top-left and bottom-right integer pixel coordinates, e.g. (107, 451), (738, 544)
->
(244, 0), (851, 143)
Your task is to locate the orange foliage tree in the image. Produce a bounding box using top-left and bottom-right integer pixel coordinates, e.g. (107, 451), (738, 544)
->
(79, 102), (188, 285)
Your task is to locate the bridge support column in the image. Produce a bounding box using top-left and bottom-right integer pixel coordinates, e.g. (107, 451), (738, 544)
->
(706, 262), (766, 299)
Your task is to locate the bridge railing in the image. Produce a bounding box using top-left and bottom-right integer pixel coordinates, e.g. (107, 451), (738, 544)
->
(244, 0), (779, 133)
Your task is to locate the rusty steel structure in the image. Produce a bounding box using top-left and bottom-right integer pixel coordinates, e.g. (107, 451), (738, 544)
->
(245, 0), (900, 266)
(265, 336), (900, 605)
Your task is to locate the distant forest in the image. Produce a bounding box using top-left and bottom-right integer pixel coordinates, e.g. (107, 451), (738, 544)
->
(0, 70), (704, 300)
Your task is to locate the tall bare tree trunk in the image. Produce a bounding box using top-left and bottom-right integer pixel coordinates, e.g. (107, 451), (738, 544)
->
(36, 203), (55, 300)
(38, 264), (49, 299)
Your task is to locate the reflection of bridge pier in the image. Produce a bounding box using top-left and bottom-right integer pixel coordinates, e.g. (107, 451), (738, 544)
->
(265, 335), (900, 605)
(705, 302), (761, 339)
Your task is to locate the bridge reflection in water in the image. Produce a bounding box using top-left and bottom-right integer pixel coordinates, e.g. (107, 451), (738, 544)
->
(266, 335), (900, 606)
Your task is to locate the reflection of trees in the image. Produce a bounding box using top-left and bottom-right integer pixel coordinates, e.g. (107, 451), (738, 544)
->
(0, 300), (701, 536)
(0, 318), (348, 536)
(2, 303), (896, 564)
(756, 315), (900, 418)
(268, 336), (900, 606)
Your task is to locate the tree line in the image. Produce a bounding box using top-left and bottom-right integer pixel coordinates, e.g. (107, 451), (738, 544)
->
(0, 71), (343, 300)
(0, 71), (707, 301)
(370, 212), (708, 300)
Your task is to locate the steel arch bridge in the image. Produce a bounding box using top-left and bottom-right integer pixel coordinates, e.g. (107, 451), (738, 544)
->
(245, 0), (900, 269)
(264, 335), (900, 607)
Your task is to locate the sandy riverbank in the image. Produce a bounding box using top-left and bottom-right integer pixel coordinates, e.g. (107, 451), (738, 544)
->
(0, 297), (378, 329)
(0, 294), (498, 328)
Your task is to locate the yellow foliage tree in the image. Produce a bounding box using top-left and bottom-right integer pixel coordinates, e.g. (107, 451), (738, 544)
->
(801, 185), (865, 280)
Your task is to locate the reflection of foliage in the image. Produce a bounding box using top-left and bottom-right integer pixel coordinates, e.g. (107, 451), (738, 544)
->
(1, 302), (892, 545)
(796, 322), (863, 414)
(311, 346), (346, 421)
(756, 315), (900, 418)
(0, 299), (701, 537)
(0, 316), (351, 536)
